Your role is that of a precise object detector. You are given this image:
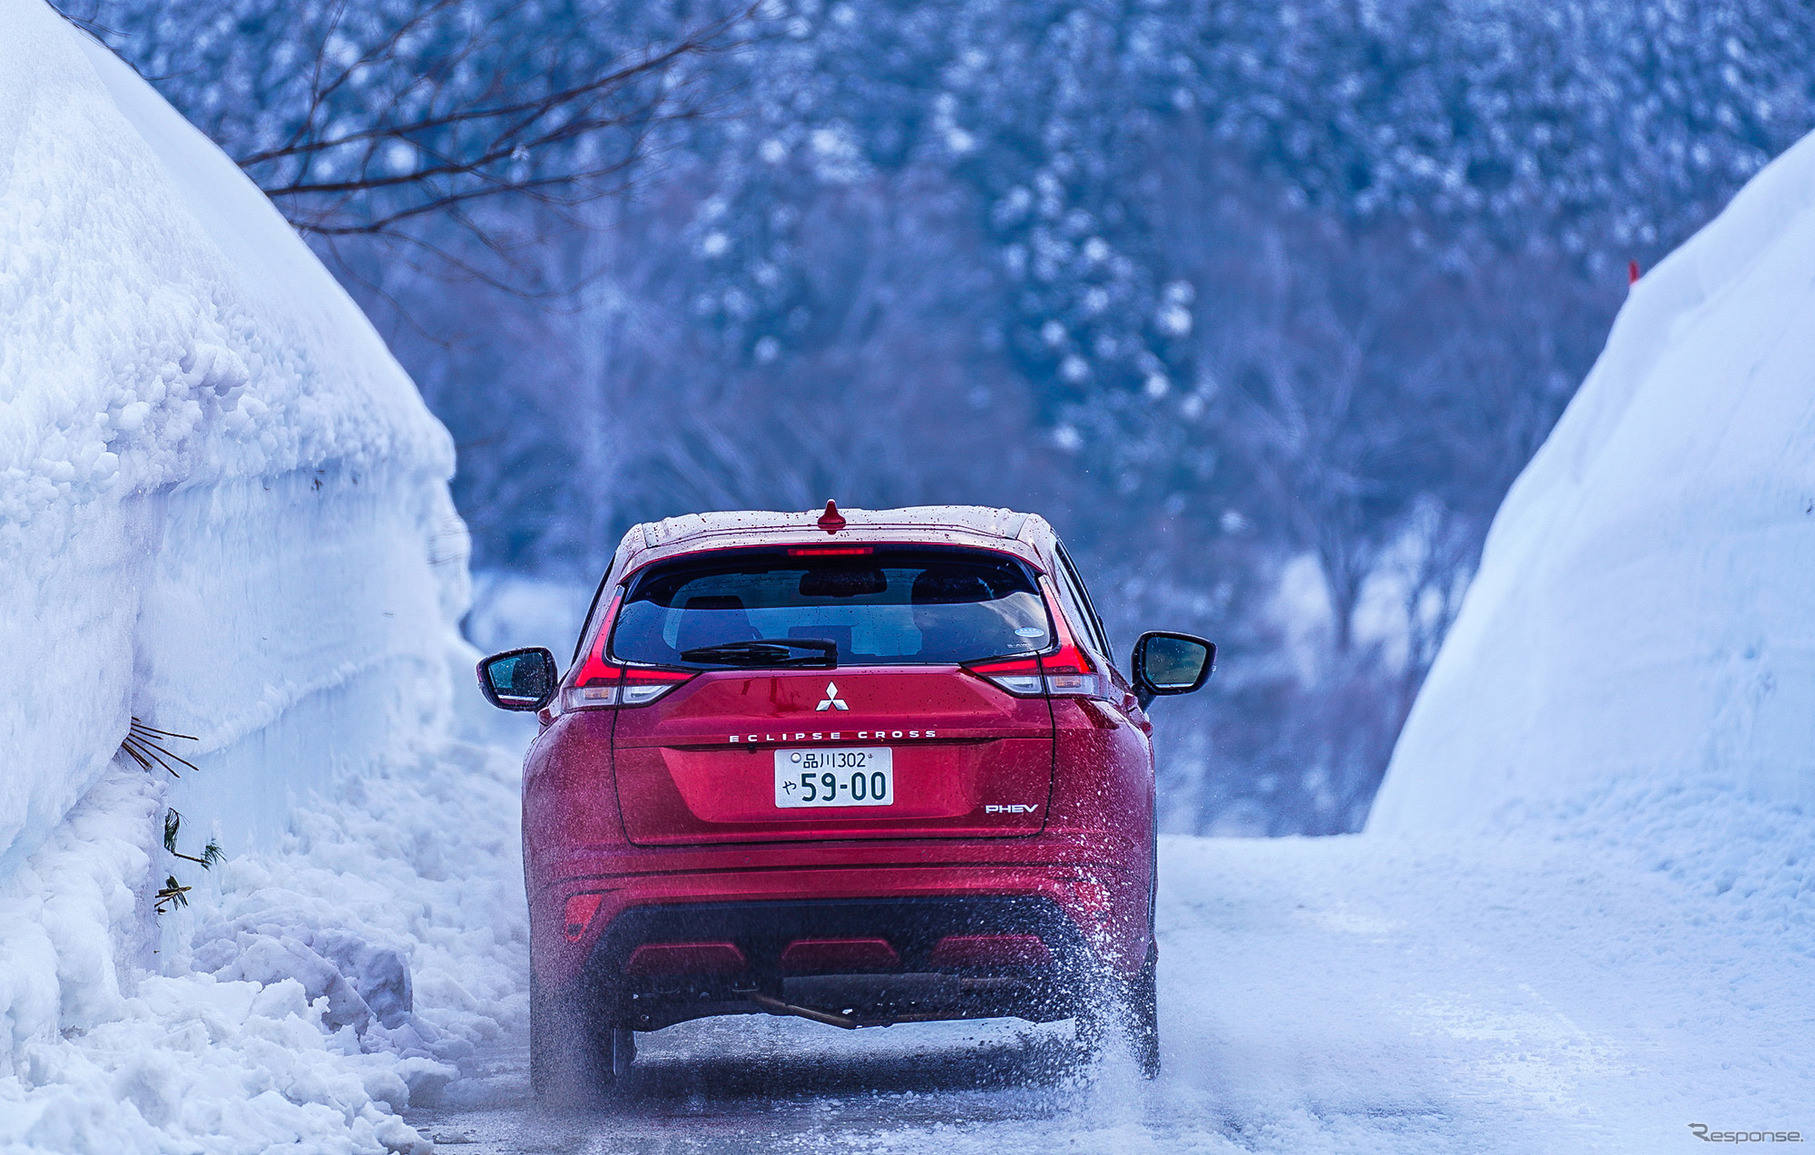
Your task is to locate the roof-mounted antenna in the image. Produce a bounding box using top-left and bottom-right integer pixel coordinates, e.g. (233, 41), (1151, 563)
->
(816, 500), (847, 534)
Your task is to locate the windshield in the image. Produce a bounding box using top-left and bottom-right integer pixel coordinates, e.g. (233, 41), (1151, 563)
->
(610, 548), (1052, 668)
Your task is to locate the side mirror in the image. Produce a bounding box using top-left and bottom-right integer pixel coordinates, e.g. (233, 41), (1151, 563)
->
(1131, 632), (1214, 710)
(477, 647), (559, 711)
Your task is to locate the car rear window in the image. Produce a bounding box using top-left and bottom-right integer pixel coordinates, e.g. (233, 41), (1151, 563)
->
(610, 548), (1051, 668)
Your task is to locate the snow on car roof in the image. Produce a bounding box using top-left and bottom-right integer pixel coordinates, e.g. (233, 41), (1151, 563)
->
(608, 504), (1057, 581)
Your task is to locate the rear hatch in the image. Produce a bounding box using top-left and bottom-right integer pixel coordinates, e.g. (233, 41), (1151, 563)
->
(604, 546), (1056, 846)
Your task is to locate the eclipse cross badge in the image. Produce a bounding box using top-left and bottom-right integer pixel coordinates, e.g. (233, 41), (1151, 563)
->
(816, 681), (849, 711)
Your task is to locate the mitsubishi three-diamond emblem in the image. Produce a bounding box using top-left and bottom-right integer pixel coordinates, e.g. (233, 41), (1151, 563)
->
(816, 681), (849, 711)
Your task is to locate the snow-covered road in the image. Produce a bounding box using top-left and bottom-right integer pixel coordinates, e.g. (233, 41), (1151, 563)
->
(410, 819), (1813, 1154)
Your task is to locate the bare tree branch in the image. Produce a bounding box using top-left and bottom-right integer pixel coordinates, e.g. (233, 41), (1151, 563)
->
(228, 5), (755, 241)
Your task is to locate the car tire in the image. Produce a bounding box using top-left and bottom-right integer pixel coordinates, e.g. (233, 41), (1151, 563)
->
(1126, 950), (1160, 1079)
(1070, 955), (1158, 1078)
(530, 976), (634, 1105)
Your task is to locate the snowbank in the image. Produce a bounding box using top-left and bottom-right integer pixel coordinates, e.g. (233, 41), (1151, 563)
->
(0, 0), (465, 870)
(1372, 128), (1815, 834)
(0, 0), (506, 1149)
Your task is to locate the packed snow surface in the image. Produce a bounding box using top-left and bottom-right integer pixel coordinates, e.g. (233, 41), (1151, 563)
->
(1373, 128), (1815, 833)
(414, 813), (1813, 1153)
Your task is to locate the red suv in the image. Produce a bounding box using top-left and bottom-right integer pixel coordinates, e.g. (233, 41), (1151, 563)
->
(478, 504), (1212, 1096)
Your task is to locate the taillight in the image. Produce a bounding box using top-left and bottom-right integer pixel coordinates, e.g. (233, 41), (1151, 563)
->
(966, 655), (1047, 696)
(565, 589), (693, 709)
(561, 667), (694, 711)
(1037, 579), (1114, 699)
(1038, 642), (1113, 700)
(966, 579), (1112, 699)
(966, 645), (1111, 699)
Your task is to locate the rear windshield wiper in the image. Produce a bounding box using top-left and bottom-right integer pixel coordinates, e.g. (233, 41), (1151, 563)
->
(677, 638), (838, 668)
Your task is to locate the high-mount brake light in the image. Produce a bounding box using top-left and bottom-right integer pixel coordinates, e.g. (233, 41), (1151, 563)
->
(561, 666), (694, 712)
(787, 546), (875, 556)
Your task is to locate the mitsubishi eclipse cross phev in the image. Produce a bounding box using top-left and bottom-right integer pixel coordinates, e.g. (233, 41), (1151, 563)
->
(477, 503), (1213, 1096)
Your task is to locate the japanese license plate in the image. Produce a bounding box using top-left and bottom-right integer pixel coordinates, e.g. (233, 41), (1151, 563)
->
(773, 747), (894, 808)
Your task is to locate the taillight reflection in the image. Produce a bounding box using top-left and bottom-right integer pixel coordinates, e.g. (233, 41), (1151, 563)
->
(563, 893), (605, 941)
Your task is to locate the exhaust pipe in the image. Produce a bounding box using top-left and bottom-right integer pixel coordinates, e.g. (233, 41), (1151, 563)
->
(747, 992), (859, 1029)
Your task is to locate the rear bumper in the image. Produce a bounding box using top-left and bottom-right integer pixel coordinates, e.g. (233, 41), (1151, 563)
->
(576, 896), (1093, 1030)
(530, 836), (1150, 999)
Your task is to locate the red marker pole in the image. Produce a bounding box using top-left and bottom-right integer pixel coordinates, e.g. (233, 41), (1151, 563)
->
(1628, 259), (1641, 285)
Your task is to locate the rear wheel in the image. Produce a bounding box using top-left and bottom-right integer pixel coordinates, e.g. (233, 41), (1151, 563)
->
(1071, 952), (1159, 1078)
(529, 976), (635, 1105)
(1130, 809), (1160, 1077)
(1126, 950), (1160, 1079)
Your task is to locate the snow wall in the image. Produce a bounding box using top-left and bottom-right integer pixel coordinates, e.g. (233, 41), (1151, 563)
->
(1371, 129), (1815, 834)
(0, 0), (467, 1045)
